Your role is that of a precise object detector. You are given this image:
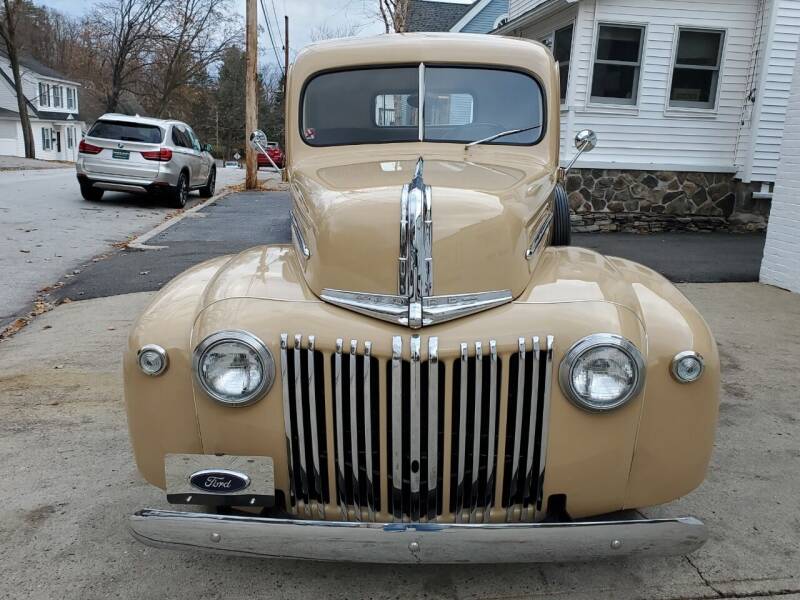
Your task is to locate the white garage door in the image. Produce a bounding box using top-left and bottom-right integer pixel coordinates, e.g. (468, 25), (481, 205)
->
(760, 46), (800, 293)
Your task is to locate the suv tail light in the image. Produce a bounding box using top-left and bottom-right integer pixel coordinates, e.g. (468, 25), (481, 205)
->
(141, 148), (173, 162)
(78, 140), (102, 155)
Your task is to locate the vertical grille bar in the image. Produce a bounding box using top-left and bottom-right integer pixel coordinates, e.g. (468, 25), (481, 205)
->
(409, 335), (422, 521)
(455, 342), (468, 522)
(334, 339), (347, 519)
(426, 337), (439, 521)
(522, 336), (542, 515)
(469, 341), (483, 521)
(348, 340), (361, 519)
(279, 333), (296, 512)
(363, 342), (375, 521)
(391, 336), (403, 521)
(306, 336), (324, 519)
(537, 335), (555, 512)
(484, 340), (498, 521)
(293, 335), (310, 515)
(506, 337), (526, 520)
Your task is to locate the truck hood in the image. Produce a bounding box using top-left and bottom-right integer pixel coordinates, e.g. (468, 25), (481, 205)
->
(289, 154), (555, 325)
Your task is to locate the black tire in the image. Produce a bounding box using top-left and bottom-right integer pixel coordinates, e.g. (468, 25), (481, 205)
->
(80, 182), (104, 202)
(169, 171), (189, 208)
(551, 183), (571, 246)
(199, 167), (216, 198)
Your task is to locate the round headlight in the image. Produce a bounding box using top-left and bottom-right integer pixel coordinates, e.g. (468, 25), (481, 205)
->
(671, 351), (704, 383)
(559, 334), (645, 412)
(193, 331), (275, 406)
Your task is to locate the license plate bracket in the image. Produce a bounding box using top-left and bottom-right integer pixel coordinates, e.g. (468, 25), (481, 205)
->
(165, 454), (275, 507)
(112, 149), (130, 160)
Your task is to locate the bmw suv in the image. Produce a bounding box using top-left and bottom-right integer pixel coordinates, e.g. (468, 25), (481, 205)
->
(76, 114), (216, 208)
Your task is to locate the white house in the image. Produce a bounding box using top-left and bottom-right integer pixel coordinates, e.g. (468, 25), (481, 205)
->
(496, 0), (800, 232)
(0, 51), (85, 162)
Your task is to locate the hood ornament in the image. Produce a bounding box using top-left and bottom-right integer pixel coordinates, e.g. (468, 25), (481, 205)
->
(321, 157), (512, 328)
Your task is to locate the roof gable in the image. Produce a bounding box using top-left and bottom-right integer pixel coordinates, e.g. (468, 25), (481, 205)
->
(406, 0), (475, 32)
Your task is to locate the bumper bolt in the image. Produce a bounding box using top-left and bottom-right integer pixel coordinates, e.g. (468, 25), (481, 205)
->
(210, 532), (221, 543)
(408, 541), (420, 553)
(610, 539), (622, 550)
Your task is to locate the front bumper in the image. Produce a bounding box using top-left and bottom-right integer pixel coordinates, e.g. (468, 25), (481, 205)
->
(129, 509), (707, 563)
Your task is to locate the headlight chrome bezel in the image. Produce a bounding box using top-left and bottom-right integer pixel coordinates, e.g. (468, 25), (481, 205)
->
(559, 333), (646, 413)
(670, 350), (705, 383)
(192, 330), (275, 407)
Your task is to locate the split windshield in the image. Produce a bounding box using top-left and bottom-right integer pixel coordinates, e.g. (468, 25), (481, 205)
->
(301, 65), (544, 147)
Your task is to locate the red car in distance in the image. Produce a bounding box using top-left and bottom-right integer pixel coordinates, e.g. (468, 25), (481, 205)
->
(257, 142), (284, 169)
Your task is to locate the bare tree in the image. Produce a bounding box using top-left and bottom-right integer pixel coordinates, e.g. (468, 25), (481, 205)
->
(0, 0), (35, 158)
(89, 0), (169, 112)
(309, 23), (362, 42)
(147, 0), (240, 117)
(378, 0), (409, 33)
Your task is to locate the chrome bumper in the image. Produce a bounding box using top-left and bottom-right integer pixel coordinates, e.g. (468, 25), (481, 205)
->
(130, 509), (707, 563)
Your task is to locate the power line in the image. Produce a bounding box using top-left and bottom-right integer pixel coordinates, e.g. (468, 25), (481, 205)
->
(259, 0), (284, 75)
(270, 0), (282, 44)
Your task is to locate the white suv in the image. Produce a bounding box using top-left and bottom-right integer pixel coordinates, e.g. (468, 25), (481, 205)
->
(76, 114), (217, 208)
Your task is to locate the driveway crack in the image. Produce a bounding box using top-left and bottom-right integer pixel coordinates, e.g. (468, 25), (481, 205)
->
(685, 555), (723, 597)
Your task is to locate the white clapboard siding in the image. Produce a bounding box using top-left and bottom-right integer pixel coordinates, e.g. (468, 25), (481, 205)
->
(746, 0), (800, 182)
(565, 0), (760, 171)
(760, 43), (800, 292)
(509, 0), (551, 20)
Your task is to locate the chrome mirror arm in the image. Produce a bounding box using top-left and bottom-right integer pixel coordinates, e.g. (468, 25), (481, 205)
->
(248, 130), (284, 172)
(561, 129), (597, 179)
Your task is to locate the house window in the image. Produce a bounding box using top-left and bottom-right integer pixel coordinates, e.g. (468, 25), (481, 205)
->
(553, 24), (573, 103)
(66, 88), (75, 110)
(590, 24), (645, 105)
(493, 13), (509, 30)
(669, 29), (724, 109)
(39, 83), (50, 107)
(53, 86), (62, 108)
(67, 127), (74, 149)
(41, 127), (52, 150)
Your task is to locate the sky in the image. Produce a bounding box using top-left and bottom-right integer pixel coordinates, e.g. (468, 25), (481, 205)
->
(36, 0), (474, 72)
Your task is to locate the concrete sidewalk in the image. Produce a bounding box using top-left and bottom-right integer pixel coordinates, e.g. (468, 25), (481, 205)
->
(0, 282), (798, 599)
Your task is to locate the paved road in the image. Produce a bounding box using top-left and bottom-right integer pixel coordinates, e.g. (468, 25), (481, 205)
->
(1, 283), (798, 599)
(51, 191), (767, 304)
(0, 166), (243, 328)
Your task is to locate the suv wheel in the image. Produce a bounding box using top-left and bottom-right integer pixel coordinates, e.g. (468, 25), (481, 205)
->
(551, 183), (571, 246)
(199, 167), (216, 198)
(170, 172), (189, 208)
(80, 182), (104, 202)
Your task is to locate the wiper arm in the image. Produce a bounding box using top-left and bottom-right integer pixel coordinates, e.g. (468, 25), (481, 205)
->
(465, 124), (541, 148)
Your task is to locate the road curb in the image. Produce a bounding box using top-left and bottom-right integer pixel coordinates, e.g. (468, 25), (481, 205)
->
(126, 187), (236, 250)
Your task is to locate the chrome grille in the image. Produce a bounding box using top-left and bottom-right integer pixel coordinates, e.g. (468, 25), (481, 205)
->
(280, 333), (554, 523)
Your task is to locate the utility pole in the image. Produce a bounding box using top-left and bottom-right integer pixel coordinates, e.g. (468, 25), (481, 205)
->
(244, 0), (258, 189)
(284, 15), (289, 96)
(283, 14), (289, 182)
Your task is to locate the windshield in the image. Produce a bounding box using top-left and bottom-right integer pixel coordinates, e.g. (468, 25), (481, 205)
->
(301, 65), (544, 147)
(88, 120), (163, 144)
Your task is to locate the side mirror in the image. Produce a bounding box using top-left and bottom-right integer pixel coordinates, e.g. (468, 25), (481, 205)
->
(561, 129), (598, 178)
(574, 129), (597, 153)
(202, 143), (214, 153)
(249, 129), (268, 153)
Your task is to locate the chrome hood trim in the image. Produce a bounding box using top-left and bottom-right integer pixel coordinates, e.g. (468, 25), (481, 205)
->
(320, 157), (513, 328)
(320, 288), (513, 328)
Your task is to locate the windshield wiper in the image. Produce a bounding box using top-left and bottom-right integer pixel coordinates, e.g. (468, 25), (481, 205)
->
(465, 124), (541, 148)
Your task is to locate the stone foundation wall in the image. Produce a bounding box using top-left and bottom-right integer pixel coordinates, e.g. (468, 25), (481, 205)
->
(565, 169), (770, 233)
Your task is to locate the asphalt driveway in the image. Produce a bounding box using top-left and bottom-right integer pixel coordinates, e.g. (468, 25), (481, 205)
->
(50, 191), (767, 305)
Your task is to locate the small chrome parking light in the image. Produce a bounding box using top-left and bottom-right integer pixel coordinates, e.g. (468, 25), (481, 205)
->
(137, 344), (168, 376)
(671, 351), (705, 383)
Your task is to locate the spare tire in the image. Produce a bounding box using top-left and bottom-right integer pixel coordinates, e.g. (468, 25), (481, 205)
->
(551, 183), (571, 246)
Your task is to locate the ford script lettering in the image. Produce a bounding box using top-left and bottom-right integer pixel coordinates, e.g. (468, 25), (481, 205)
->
(189, 470), (250, 494)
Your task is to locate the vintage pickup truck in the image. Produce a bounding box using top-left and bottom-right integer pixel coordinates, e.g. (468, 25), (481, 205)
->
(124, 33), (718, 563)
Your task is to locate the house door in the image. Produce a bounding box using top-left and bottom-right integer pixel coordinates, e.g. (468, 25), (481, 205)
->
(55, 131), (62, 153)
